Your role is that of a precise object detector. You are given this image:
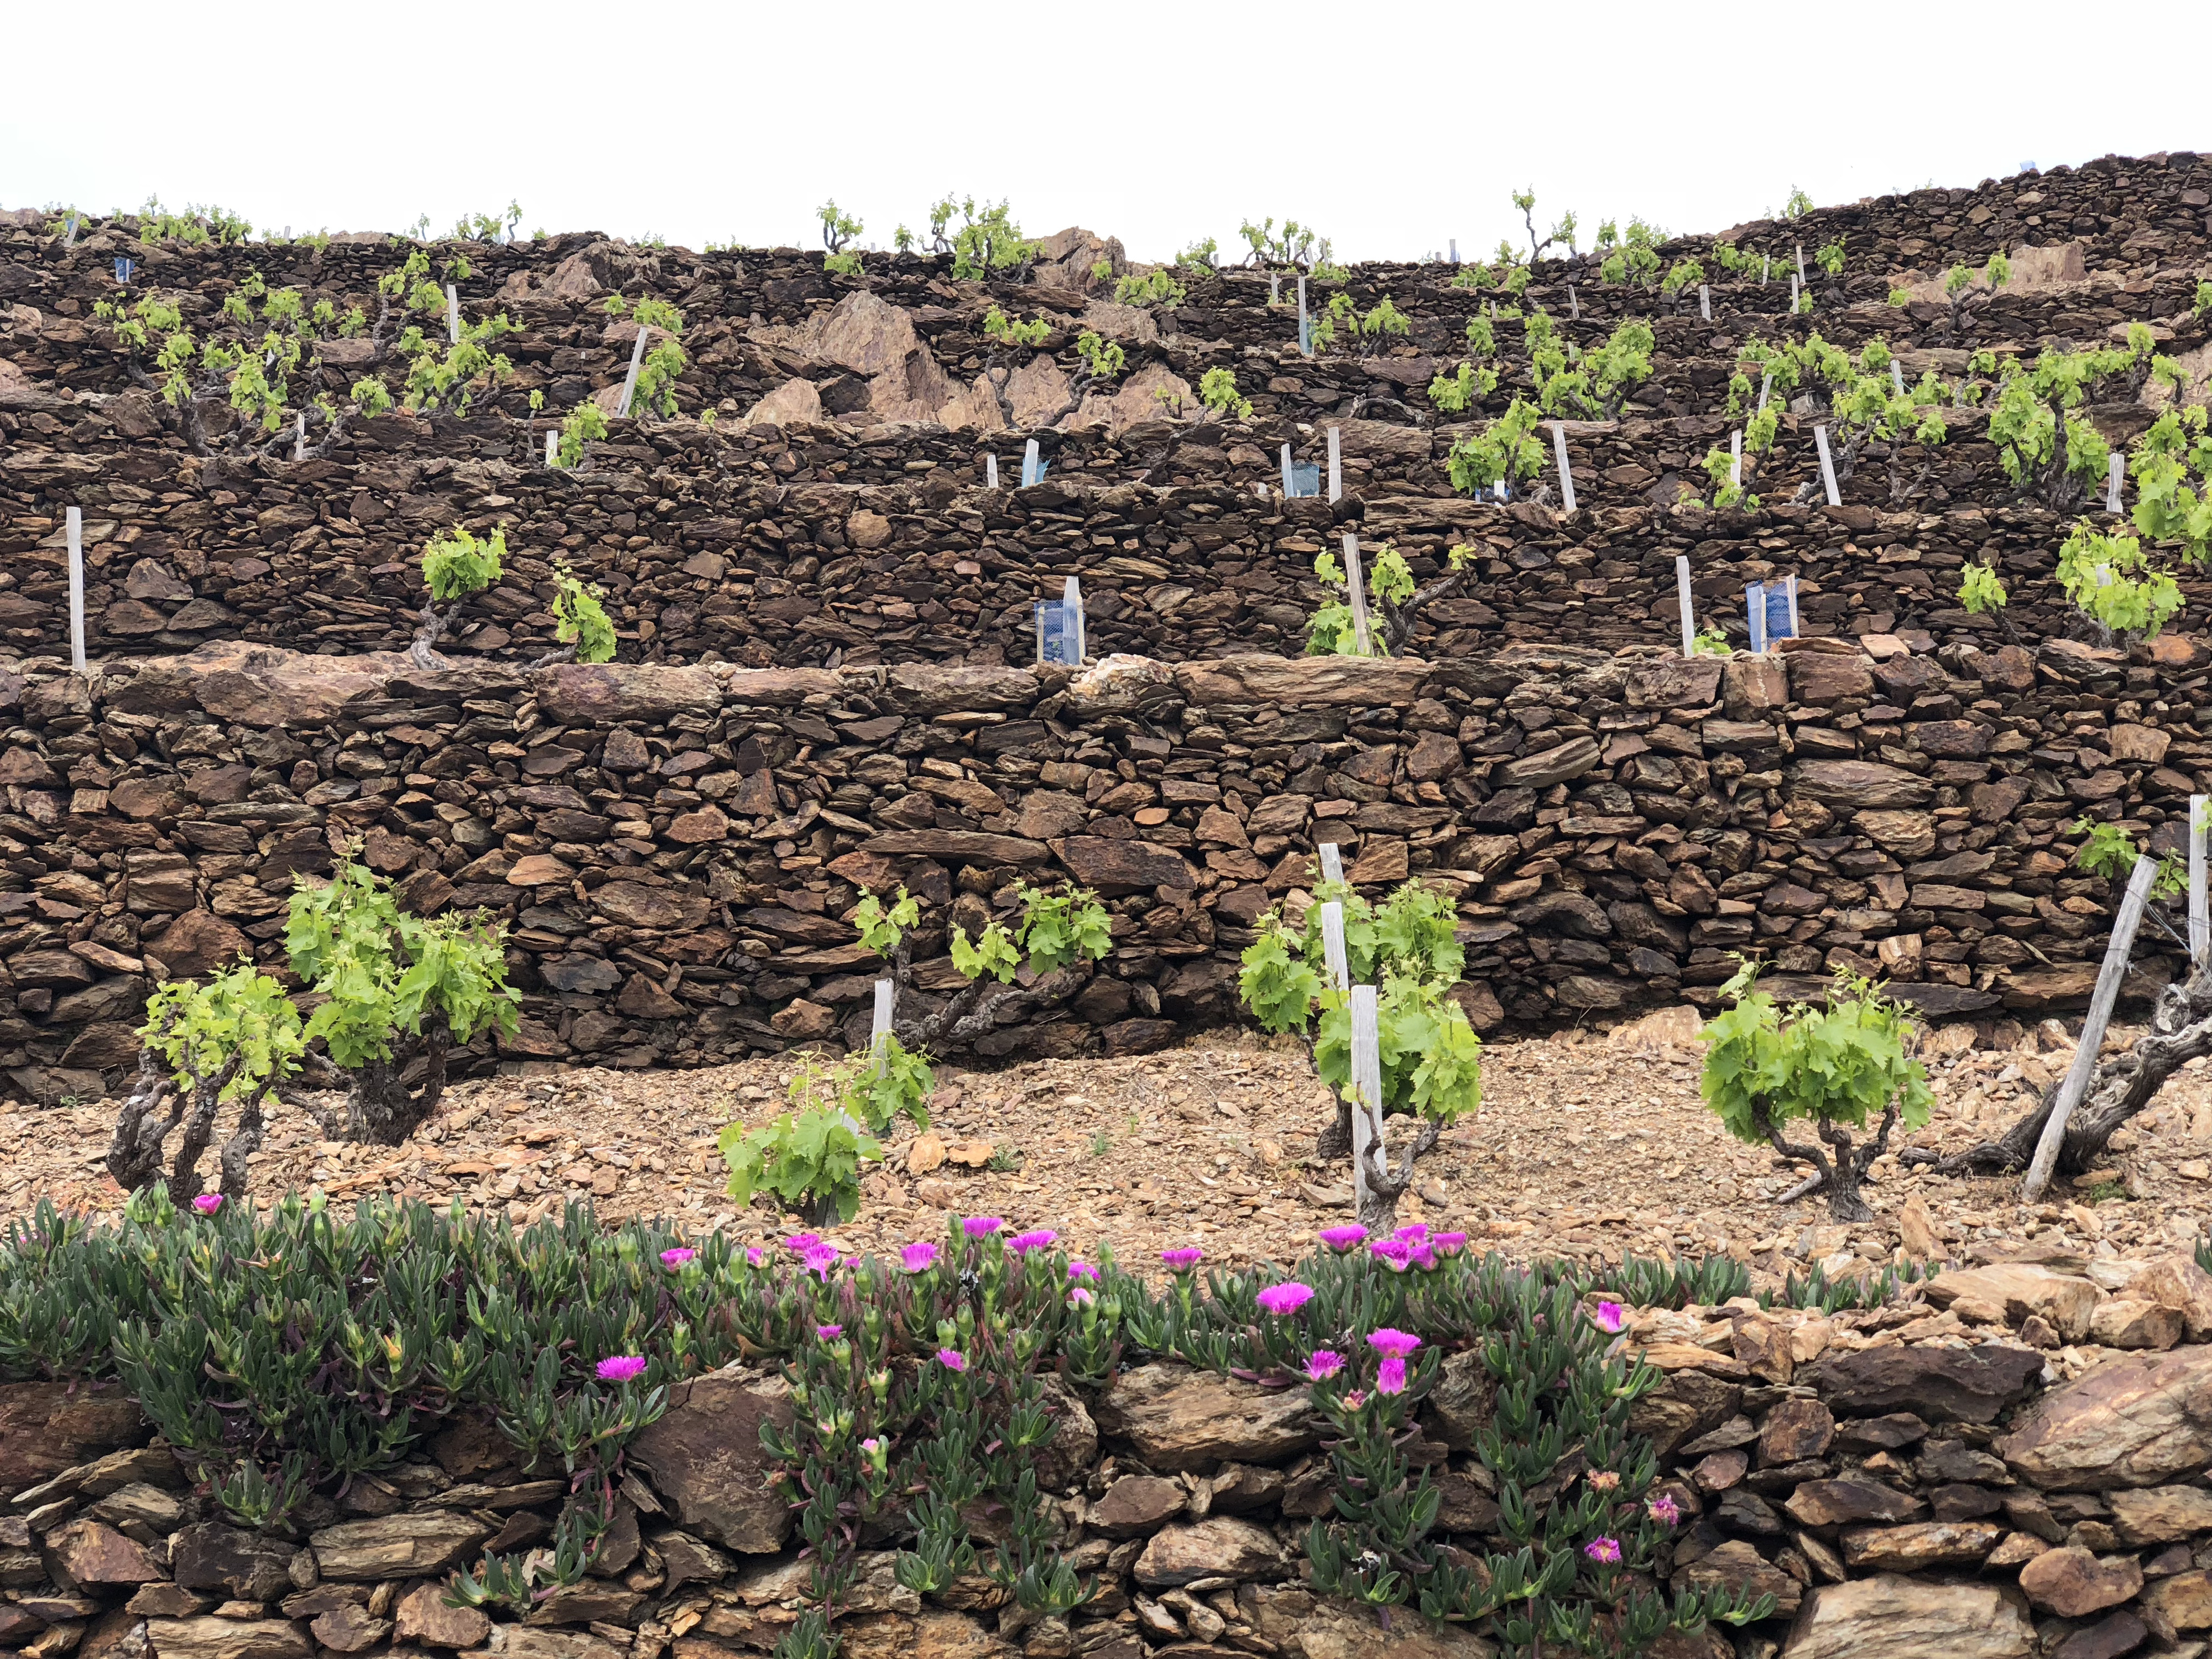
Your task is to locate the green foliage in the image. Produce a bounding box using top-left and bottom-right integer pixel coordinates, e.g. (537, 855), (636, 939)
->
(286, 858), (518, 1070)
(853, 886), (920, 957)
(134, 196), (252, 245)
(1313, 973), (1484, 1128)
(1699, 963), (1932, 1147)
(937, 197), (1037, 280)
(1427, 362), (1498, 414)
(1074, 331), (1125, 381)
(1538, 320), (1654, 420)
(1594, 218), (1663, 288)
(2069, 817), (2185, 900)
(1239, 217), (1334, 273)
(551, 569), (617, 662)
(1013, 884), (1113, 974)
(451, 201), (523, 243)
(1177, 236), (1219, 273)
(421, 525), (505, 603)
(2057, 522), (2182, 640)
(984, 306), (1050, 348)
(140, 963), (305, 1109)
(1887, 286), (1914, 307)
(721, 1093), (881, 1225)
(624, 299), (689, 419)
(1782, 186), (1814, 218)
(557, 401), (609, 468)
(1446, 398), (1545, 496)
(1511, 186), (1577, 261)
(1114, 269), (1186, 309)
(1691, 628), (1731, 658)
(1814, 237), (1845, 277)
(2130, 405), (2212, 567)
(1987, 345), (2141, 501)
(1660, 257), (1704, 298)
(817, 200), (862, 254)
(847, 1035), (935, 1135)
(1199, 367), (1253, 421)
(1312, 293), (1410, 357)
(1958, 562), (2008, 614)
(1239, 878), (1466, 1032)
(951, 920), (1020, 984)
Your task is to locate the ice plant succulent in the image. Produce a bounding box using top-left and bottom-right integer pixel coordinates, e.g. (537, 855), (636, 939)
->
(596, 1355), (648, 1383)
(659, 1246), (696, 1267)
(1305, 1349), (1346, 1381)
(191, 1193), (223, 1214)
(782, 1232), (821, 1254)
(962, 1216), (1004, 1238)
(1161, 1247), (1204, 1271)
(1067, 1260), (1099, 1282)
(1319, 1224), (1368, 1251)
(900, 1241), (940, 1273)
(1256, 1282), (1315, 1316)
(803, 1243), (840, 1279)
(935, 1347), (967, 1372)
(1648, 1494), (1682, 1526)
(1007, 1229), (1058, 1254)
(1366, 1328), (1421, 1359)
(1592, 1300), (1626, 1334)
(1584, 1537), (1623, 1565)
(1377, 1356), (1408, 1395)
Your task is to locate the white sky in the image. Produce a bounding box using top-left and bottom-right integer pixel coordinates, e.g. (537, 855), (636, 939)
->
(4, 2), (2206, 266)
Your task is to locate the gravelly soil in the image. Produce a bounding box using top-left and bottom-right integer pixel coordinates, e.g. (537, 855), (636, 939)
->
(8, 1016), (2210, 1281)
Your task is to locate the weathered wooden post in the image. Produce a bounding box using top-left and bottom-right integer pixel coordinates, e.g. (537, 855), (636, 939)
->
(1813, 425), (1841, 506)
(66, 507), (86, 675)
(2023, 857), (2160, 1202)
(1349, 984), (1387, 1220)
(1676, 555), (1695, 658)
(1328, 426), (1342, 503)
(1551, 422), (1576, 512)
(617, 326), (650, 418)
(2192, 795), (2209, 967)
(1342, 533), (1372, 657)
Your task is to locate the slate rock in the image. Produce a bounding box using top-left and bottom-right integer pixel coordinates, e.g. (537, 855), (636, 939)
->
(1778, 1575), (2033, 1659)
(1094, 1364), (1319, 1473)
(1998, 1345), (2212, 1491)
(1798, 1343), (2042, 1425)
(626, 1365), (797, 1552)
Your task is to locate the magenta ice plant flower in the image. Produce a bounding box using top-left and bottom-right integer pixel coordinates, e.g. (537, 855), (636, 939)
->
(1377, 1356), (1408, 1396)
(1584, 1537), (1623, 1565)
(191, 1193), (223, 1214)
(1366, 1328), (1421, 1359)
(900, 1241), (940, 1273)
(596, 1356), (648, 1384)
(745, 1246), (766, 1267)
(1069, 1286), (1095, 1307)
(1305, 1349), (1346, 1382)
(1647, 1494), (1682, 1527)
(1008, 1229), (1058, 1254)
(1256, 1282), (1315, 1316)
(1367, 1239), (1415, 1271)
(1432, 1232), (1468, 1257)
(1161, 1248), (1204, 1271)
(962, 1216), (1005, 1238)
(1067, 1260), (1100, 1282)
(1318, 1224), (1368, 1251)
(660, 1247), (697, 1267)
(1392, 1223), (1429, 1243)
(935, 1348), (967, 1373)
(816, 1324), (843, 1340)
(782, 1232), (821, 1254)
(1592, 1300), (1626, 1334)
(803, 1243), (840, 1279)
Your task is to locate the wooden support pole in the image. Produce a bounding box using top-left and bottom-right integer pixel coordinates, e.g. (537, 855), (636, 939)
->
(1550, 422), (1575, 513)
(66, 507), (86, 675)
(1318, 901), (1350, 993)
(1814, 425), (1841, 506)
(2023, 857), (2160, 1202)
(617, 327), (649, 418)
(1342, 533), (1371, 657)
(1328, 426), (1342, 503)
(2192, 795), (2209, 967)
(1676, 554), (1695, 658)
(1349, 984), (1386, 1217)
(1319, 841), (1345, 888)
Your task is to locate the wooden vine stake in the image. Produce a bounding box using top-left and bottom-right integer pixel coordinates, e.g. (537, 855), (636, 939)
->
(1327, 426), (1343, 503)
(1699, 284), (1710, 321)
(1022, 438), (1042, 488)
(1730, 429), (1743, 488)
(1298, 276), (1311, 358)
(1567, 285), (1579, 321)
(1550, 423), (1575, 512)
(1319, 841), (1345, 888)
(1342, 533), (1372, 657)
(1890, 360), (1906, 398)
(1280, 442), (1294, 498)
(2023, 855), (2159, 1202)
(445, 284), (461, 346)
(986, 453), (999, 489)
(1318, 901), (1351, 994)
(1676, 554), (1695, 658)
(1349, 984), (1387, 1219)
(2107, 452), (2126, 515)
(617, 327), (650, 418)
(294, 411), (307, 463)
(1062, 576), (1086, 662)
(545, 430), (559, 467)
(1813, 425), (1841, 506)
(66, 507), (86, 674)
(2192, 794), (2209, 967)
(871, 979), (894, 1053)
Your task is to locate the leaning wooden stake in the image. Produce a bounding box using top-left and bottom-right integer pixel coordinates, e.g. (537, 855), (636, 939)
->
(2192, 794), (2209, 968)
(2023, 856), (2159, 1202)
(1342, 533), (1371, 656)
(1349, 985), (1387, 1223)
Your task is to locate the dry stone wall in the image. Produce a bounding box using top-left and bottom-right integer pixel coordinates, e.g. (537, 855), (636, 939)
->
(0, 632), (2201, 1100)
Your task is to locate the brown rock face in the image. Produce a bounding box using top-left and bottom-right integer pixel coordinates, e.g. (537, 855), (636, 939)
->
(626, 1366), (797, 1552)
(1758, 1397), (1836, 1465)
(1799, 1344), (2043, 1425)
(1130, 1518), (1281, 1587)
(307, 1514), (489, 1580)
(1783, 1479), (1926, 1528)
(144, 1618), (312, 1659)
(393, 1584), (491, 1650)
(1674, 1538), (1801, 1620)
(1838, 1520), (2002, 1571)
(44, 1520), (161, 1588)
(1997, 1345), (2212, 1491)
(2017, 1545), (2146, 1618)
(2132, 1255), (2212, 1340)
(0, 1380), (147, 1492)
(2108, 1482), (2212, 1543)
(1924, 1264), (2102, 1342)
(1779, 1575), (2034, 1659)
(307, 1606), (390, 1653)
(1093, 1365), (1319, 1472)
(1091, 1476), (1186, 1538)
(2143, 1568), (2212, 1631)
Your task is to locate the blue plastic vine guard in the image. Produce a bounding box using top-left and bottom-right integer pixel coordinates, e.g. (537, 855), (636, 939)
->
(1034, 602), (1079, 666)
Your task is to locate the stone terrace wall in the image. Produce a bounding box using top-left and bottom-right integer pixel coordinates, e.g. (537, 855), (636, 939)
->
(6, 411), (2209, 674)
(0, 635), (2200, 1099)
(17, 1275), (2212, 1659)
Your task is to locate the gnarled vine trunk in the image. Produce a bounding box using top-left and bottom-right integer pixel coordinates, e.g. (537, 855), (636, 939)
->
(106, 1047), (261, 1204)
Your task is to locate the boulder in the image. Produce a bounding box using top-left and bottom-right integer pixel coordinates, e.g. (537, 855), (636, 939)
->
(2107, 1482), (2212, 1543)
(1779, 1576), (2033, 1659)
(1130, 1517), (1281, 1587)
(1759, 1398), (1836, 1465)
(307, 1608), (389, 1654)
(1628, 1368), (1743, 1461)
(1674, 1537), (1800, 1620)
(2017, 1546), (2144, 1618)
(534, 663), (721, 727)
(1783, 1479), (1926, 1528)
(1094, 1364), (1319, 1472)
(393, 1584), (490, 1650)
(1798, 1343), (2042, 1425)
(145, 1620), (311, 1659)
(1091, 1476), (1187, 1538)
(1239, 1583), (1499, 1657)
(0, 1380), (148, 1492)
(307, 1514), (488, 1580)
(1924, 1264), (2101, 1342)
(1173, 654), (1434, 711)
(2143, 1569), (2212, 1631)
(44, 1521), (160, 1588)
(1998, 1345), (2212, 1490)
(2131, 1254), (2212, 1340)
(627, 1365), (796, 1552)
(1791, 760), (1933, 810)
(1838, 1521), (2002, 1571)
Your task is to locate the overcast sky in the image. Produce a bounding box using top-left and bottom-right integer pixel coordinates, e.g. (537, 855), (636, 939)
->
(6, 2), (2205, 267)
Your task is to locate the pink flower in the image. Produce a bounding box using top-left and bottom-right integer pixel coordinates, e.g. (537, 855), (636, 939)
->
(1256, 1282), (1315, 1316)
(783, 1232), (821, 1254)
(1392, 1223), (1429, 1243)
(935, 1348), (967, 1373)
(816, 1324), (843, 1340)
(191, 1193), (223, 1214)
(1067, 1260), (1099, 1282)
(1592, 1301), (1626, 1335)
(1069, 1286), (1095, 1307)
(1647, 1494), (1681, 1527)
(900, 1241), (940, 1273)
(803, 1243), (840, 1279)
(1432, 1232), (1468, 1257)
(1366, 1328), (1421, 1359)
(1008, 1229), (1058, 1255)
(745, 1246), (766, 1266)
(596, 1356), (648, 1383)
(1161, 1248), (1204, 1271)
(1305, 1349), (1346, 1382)
(1319, 1225), (1368, 1251)
(660, 1247), (696, 1267)
(1377, 1356), (1407, 1396)
(1408, 1246), (1439, 1272)
(1584, 1537), (1622, 1565)
(1367, 1239), (1415, 1271)
(962, 1216), (1004, 1238)
(1343, 1389), (1366, 1410)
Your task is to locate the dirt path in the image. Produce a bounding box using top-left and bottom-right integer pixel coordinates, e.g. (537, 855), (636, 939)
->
(8, 1020), (2211, 1281)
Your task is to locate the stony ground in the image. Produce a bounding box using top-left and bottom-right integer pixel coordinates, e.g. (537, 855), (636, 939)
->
(11, 1013), (2212, 1284)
